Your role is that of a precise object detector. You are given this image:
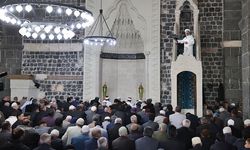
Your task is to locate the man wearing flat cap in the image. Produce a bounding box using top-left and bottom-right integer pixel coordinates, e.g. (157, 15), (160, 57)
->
(177, 29), (195, 56)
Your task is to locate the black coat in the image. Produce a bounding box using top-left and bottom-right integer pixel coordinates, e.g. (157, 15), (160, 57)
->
(177, 127), (195, 149)
(210, 141), (235, 150)
(112, 136), (135, 150)
(160, 137), (185, 150)
(107, 123), (122, 148)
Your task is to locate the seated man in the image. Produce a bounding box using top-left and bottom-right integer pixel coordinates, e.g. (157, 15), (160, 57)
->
(177, 29), (195, 56)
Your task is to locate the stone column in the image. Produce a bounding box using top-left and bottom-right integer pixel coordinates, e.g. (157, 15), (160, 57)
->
(240, 0), (250, 119)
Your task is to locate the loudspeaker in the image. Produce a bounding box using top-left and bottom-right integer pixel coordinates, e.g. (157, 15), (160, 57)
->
(0, 82), (4, 91)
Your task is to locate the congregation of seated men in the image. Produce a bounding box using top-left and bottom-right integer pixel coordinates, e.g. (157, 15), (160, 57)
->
(0, 95), (250, 150)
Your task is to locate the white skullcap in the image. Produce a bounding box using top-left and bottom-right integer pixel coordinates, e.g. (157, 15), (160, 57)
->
(11, 102), (18, 109)
(119, 126), (128, 136)
(76, 118), (84, 126)
(192, 137), (202, 147)
(91, 106), (97, 112)
(227, 119), (235, 126)
(69, 105), (76, 110)
(231, 103), (236, 107)
(65, 115), (72, 121)
(50, 129), (59, 137)
(104, 116), (111, 120)
(185, 29), (190, 33)
(219, 107), (225, 112)
(159, 110), (166, 115)
(223, 126), (232, 134)
(81, 125), (90, 134)
(244, 119), (250, 126)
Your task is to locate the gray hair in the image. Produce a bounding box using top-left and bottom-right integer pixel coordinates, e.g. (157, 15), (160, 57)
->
(40, 133), (51, 144)
(119, 126), (128, 137)
(182, 119), (191, 128)
(115, 118), (122, 124)
(97, 137), (108, 148)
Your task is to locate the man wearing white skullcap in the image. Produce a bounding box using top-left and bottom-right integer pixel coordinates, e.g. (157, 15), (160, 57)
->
(222, 126), (237, 145)
(177, 28), (195, 56)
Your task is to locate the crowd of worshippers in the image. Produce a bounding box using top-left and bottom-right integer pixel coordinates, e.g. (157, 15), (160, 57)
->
(0, 95), (250, 150)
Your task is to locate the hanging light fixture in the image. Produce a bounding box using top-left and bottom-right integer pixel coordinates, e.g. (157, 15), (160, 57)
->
(84, 0), (116, 46)
(0, 1), (94, 40)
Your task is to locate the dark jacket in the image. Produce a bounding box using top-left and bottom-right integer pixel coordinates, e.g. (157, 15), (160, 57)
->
(210, 141), (235, 150)
(135, 136), (159, 150)
(0, 139), (30, 150)
(107, 123), (122, 147)
(51, 139), (63, 150)
(112, 136), (135, 150)
(177, 127), (195, 149)
(84, 138), (98, 150)
(159, 137), (185, 150)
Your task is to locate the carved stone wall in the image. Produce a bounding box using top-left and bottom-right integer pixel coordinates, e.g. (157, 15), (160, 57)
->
(85, 0), (160, 102)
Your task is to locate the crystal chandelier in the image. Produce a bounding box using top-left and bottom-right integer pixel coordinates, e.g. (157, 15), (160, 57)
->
(0, 1), (94, 40)
(83, 0), (116, 46)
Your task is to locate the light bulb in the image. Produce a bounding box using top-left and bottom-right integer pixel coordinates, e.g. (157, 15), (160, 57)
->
(68, 31), (75, 39)
(76, 23), (81, 29)
(62, 28), (67, 35)
(34, 26), (41, 33)
(19, 27), (27, 36)
(54, 27), (60, 34)
(25, 32), (31, 38)
(44, 25), (52, 33)
(25, 5), (32, 12)
(10, 18), (16, 24)
(74, 10), (80, 17)
(16, 5), (23, 13)
(49, 34), (54, 40)
(5, 17), (10, 23)
(32, 33), (38, 39)
(57, 7), (62, 14)
(46, 6), (53, 13)
(9, 7), (14, 12)
(84, 39), (89, 44)
(40, 33), (46, 40)
(57, 34), (62, 40)
(81, 12), (87, 19)
(70, 24), (75, 29)
(16, 20), (21, 25)
(66, 8), (72, 16)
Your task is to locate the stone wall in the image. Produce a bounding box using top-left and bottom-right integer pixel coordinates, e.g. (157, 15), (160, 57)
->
(160, 0), (176, 104)
(223, 0), (242, 104)
(22, 51), (84, 100)
(0, 25), (23, 99)
(240, 0), (250, 119)
(160, 0), (224, 104)
(199, 0), (224, 102)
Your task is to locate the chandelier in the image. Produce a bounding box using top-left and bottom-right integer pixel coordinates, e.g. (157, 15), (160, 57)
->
(83, 0), (116, 46)
(0, 1), (94, 40)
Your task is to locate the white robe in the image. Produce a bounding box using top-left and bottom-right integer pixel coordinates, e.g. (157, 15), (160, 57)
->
(177, 35), (195, 56)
